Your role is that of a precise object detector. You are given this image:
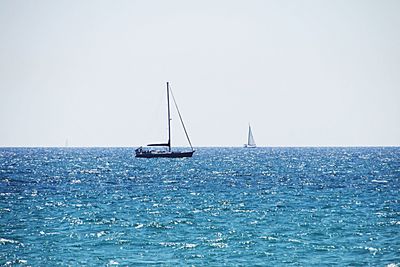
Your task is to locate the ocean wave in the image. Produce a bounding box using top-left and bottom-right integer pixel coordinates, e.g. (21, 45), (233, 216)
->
(0, 238), (20, 245)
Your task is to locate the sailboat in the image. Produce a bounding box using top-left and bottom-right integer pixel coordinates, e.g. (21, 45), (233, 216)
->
(244, 124), (256, 148)
(135, 82), (195, 158)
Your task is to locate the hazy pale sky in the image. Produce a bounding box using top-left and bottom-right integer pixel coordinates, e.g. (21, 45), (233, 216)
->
(0, 0), (399, 147)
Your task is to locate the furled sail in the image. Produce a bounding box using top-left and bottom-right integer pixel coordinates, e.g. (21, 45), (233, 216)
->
(147, 143), (170, 147)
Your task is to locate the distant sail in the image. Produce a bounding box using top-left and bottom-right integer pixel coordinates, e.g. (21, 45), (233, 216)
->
(248, 125), (256, 146)
(244, 124), (256, 148)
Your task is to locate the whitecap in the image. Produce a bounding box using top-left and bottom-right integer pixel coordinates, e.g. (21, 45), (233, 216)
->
(134, 223), (144, 229)
(209, 242), (228, 248)
(233, 209), (254, 213)
(108, 260), (119, 265)
(4, 259), (28, 265)
(69, 218), (83, 225)
(159, 242), (178, 247)
(96, 231), (106, 238)
(365, 246), (379, 255)
(189, 254), (204, 258)
(371, 179), (388, 183)
(0, 238), (19, 245)
(192, 209), (202, 213)
(163, 180), (177, 184)
(181, 243), (197, 249)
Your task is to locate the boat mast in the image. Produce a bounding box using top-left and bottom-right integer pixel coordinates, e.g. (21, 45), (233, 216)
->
(167, 82), (171, 152)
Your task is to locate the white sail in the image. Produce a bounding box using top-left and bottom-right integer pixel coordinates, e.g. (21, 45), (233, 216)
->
(248, 125), (256, 146)
(245, 124), (256, 148)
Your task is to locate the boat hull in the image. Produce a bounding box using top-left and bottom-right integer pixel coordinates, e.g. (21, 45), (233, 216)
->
(135, 151), (194, 158)
(244, 144), (257, 148)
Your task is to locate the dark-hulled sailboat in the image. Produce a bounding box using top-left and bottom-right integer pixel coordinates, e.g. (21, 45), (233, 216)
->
(135, 82), (195, 158)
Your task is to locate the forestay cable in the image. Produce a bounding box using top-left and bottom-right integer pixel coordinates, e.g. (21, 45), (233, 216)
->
(169, 87), (194, 151)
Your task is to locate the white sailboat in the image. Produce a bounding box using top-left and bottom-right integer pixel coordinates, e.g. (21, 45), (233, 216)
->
(244, 124), (256, 148)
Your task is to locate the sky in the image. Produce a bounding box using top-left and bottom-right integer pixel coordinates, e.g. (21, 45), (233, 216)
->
(0, 0), (399, 147)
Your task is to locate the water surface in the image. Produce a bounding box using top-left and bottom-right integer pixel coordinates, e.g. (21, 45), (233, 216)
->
(0, 147), (399, 266)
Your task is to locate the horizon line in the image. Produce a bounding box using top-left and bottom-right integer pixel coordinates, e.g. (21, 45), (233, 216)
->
(0, 145), (399, 148)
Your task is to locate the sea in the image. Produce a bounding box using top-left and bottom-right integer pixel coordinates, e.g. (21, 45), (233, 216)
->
(0, 147), (399, 266)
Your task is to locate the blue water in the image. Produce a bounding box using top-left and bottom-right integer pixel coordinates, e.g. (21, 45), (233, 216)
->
(0, 147), (399, 266)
